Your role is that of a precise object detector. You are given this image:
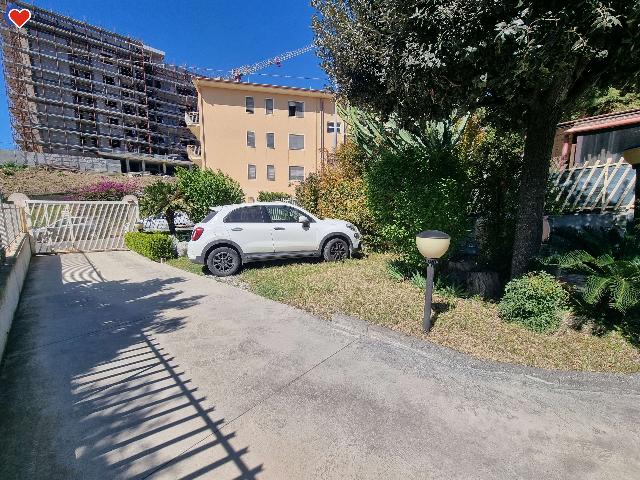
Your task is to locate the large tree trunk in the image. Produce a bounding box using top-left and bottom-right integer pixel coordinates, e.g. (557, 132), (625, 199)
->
(510, 105), (563, 278)
(165, 208), (177, 237)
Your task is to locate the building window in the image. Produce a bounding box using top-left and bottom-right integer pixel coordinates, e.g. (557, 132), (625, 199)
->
(247, 130), (256, 148)
(103, 75), (115, 85)
(265, 98), (274, 115)
(248, 164), (257, 180)
(327, 121), (342, 134)
(289, 134), (304, 150)
(108, 117), (119, 125)
(267, 164), (275, 181)
(105, 99), (117, 108)
(288, 101), (304, 118)
(289, 166), (304, 182)
(246, 96), (254, 114)
(266, 132), (275, 149)
(110, 138), (121, 148)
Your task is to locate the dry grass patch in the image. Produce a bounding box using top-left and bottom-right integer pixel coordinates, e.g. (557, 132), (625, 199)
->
(239, 254), (640, 373)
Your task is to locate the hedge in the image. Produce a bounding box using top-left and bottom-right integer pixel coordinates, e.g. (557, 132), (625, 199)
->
(257, 191), (291, 202)
(124, 232), (176, 261)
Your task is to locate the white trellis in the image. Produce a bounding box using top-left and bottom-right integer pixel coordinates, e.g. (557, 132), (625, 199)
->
(549, 158), (635, 213)
(25, 200), (139, 254)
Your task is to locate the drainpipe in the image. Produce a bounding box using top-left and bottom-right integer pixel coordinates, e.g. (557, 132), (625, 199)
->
(320, 99), (325, 172)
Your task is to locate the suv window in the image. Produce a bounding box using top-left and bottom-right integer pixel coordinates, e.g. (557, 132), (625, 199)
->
(202, 210), (218, 223)
(224, 206), (267, 223)
(266, 205), (311, 223)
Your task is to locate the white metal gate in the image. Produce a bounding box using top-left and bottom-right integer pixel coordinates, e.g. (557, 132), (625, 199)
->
(25, 200), (139, 254)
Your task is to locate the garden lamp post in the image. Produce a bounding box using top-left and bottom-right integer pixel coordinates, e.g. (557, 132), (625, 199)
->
(416, 230), (451, 333)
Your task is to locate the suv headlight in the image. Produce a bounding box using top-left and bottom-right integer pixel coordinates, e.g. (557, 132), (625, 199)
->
(346, 223), (358, 232)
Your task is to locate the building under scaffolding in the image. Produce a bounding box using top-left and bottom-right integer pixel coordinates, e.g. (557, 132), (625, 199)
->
(0, 1), (199, 174)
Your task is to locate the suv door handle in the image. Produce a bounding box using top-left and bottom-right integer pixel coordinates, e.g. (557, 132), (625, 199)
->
(231, 227), (243, 232)
(274, 227), (285, 231)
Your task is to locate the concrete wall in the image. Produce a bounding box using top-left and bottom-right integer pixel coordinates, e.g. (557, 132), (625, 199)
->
(196, 80), (345, 201)
(0, 149), (122, 174)
(548, 212), (631, 232)
(0, 234), (32, 362)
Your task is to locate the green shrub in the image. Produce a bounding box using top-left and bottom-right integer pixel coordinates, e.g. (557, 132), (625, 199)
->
(0, 162), (26, 176)
(257, 191), (291, 202)
(124, 232), (176, 261)
(366, 143), (470, 270)
(176, 167), (244, 222)
(295, 172), (321, 213)
(499, 272), (569, 333)
(295, 143), (379, 246)
(468, 126), (524, 278)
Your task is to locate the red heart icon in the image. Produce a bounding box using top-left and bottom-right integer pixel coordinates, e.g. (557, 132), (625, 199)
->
(8, 8), (31, 28)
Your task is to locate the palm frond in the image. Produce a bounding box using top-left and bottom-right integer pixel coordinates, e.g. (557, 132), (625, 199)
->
(583, 275), (611, 305)
(609, 276), (640, 313)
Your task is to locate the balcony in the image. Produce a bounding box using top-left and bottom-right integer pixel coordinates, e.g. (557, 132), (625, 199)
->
(184, 111), (200, 137)
(186, 144), (202, 166)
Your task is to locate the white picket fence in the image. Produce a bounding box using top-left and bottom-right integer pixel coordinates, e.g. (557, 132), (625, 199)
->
(549, 157), (635, 213)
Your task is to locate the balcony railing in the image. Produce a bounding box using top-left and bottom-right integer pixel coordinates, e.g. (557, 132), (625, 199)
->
(186, 144), (201, 158)
(185, 111), (199, 125)
(186, 144), (202, 166)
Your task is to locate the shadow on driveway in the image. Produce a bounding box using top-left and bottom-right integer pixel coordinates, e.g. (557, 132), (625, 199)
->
(0, 254), (262, 479)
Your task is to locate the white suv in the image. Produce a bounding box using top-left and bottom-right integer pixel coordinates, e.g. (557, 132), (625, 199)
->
(187, 202), (361, 276)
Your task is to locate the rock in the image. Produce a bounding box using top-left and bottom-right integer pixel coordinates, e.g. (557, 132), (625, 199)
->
(445, 259), (477, 286)
(176, 241), (189, 257)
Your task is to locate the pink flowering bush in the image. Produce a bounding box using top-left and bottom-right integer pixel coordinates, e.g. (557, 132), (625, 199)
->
(74, 179), (142, 201)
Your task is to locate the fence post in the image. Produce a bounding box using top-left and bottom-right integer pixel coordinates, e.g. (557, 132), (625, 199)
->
(8, 193), (30, 231)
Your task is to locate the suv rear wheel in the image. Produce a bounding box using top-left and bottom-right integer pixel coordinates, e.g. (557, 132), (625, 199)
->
(323, 238), (349, 262)
(207, 246), (241, 276)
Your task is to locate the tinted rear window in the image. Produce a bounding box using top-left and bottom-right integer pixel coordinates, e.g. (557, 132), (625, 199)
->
(202, 210), (218, 223)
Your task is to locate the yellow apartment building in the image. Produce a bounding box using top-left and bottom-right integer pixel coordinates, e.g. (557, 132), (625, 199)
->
(185, 78), (345, 201)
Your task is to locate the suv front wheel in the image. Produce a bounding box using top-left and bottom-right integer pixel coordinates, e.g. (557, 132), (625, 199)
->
(207, 246), (241, 276)
(323, 238), (349, 262)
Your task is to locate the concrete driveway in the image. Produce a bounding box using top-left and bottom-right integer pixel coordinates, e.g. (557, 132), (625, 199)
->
(0, 251), (639, 479)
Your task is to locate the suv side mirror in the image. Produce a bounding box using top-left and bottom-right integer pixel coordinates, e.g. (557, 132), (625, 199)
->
(298, 215), (310, 227)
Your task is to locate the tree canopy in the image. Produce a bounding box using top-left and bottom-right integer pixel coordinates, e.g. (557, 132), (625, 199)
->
(313, 1), (639, 125)
(313, 0), (640, 276)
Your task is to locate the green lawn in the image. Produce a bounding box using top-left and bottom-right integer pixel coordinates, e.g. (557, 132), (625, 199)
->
(167, 254), (640, 373)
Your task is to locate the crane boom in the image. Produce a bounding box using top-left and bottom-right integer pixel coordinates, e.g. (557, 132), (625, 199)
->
(229, 44), (314, 81)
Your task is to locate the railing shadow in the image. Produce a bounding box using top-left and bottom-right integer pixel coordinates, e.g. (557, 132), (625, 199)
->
(0, 253), (263, 479)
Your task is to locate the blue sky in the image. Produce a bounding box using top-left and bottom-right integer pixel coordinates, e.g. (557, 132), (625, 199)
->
(0, 0), (328, 148)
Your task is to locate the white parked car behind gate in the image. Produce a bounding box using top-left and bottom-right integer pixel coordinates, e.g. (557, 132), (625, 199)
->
(187, 202), (361, 276)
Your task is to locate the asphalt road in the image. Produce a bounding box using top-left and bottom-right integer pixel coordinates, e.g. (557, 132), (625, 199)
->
(0, 251), (638, 479)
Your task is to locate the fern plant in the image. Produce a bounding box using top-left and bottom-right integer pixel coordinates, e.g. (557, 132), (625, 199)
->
(547, 250), (640, 313)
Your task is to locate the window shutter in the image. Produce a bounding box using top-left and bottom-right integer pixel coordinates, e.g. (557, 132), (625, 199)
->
(289, 134), (304, 150)
(288, 166), (304, 181)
